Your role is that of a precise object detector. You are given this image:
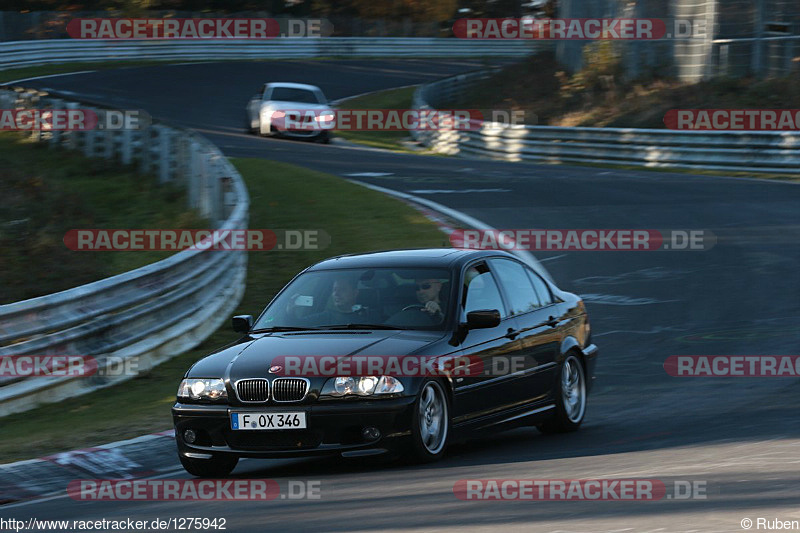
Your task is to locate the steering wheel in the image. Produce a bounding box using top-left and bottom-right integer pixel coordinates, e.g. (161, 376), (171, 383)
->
(401, 304), (426, 312)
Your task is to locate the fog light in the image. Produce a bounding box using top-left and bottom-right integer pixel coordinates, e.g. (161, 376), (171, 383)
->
(184, 429), (197, 444)
(362, 426), (380, 441)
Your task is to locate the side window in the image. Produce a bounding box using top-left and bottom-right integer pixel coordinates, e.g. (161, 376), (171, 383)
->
(261, 85), (270, 99)
(489, 258), (541, 315)
(463, 263), (507, 318)
(526, 268), (553, 306)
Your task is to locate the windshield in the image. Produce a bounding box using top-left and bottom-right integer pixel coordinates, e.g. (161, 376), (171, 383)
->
(269, 87), (324, 104)
(254, 267), (453, 331)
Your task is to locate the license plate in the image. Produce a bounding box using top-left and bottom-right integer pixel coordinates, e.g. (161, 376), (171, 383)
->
(230, 412), (306, 430)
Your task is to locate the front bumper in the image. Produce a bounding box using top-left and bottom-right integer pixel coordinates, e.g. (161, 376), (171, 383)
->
(172, 396), (416, 459)
(272, 125), (327, 139)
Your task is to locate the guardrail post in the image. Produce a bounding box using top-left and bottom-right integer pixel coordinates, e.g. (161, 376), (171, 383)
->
(120, 127), (133, 165)
(187, 140), (201, 211)
(83, 107), (97, 158)
(210, 157), (223, 227)
(158, 126), (172, 183)
(48, 98), (63, 147)
(138, 119), (151, 174)
(30, 92), (46, 143)
(64, 101), (80, 150)
(198, 149), (210, 219)
(102, 122), (115, 159)
(221, 176), (236, 221)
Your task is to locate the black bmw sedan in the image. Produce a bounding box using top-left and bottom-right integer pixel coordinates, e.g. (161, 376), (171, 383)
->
(172, 248), (598, 477)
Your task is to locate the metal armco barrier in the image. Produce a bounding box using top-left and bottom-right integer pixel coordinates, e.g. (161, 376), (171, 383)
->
(0, 38), (537, 69)
(0, 86), (249, 417)
(412, 71), (800, 174)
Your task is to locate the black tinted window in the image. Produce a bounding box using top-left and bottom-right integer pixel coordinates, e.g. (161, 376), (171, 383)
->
(489, 258), (541, 314)
(463, 263), (507, 318)
(254, 267), (452, 330)
(526, 268), (553, 306)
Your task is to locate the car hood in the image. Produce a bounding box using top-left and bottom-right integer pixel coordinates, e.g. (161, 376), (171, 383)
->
(187, 330), (445, 381)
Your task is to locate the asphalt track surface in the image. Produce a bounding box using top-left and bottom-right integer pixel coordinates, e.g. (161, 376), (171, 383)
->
(4, 60), (800, 532)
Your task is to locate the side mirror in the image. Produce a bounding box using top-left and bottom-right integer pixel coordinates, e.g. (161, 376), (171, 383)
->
(465, 309), (501, 330)
(231, 315), (253, 333)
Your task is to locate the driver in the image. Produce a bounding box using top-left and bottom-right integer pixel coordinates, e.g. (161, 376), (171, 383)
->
(415, 278), (445, 318)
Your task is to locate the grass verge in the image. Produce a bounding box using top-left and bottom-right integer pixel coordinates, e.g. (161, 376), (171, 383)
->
(0, 133), (205, 304)
(0, 157), (447, 463)
(333, 86), (429, 153)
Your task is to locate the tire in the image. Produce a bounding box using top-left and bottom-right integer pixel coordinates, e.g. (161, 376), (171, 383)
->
(314, 131), (331, 144)
(407, 380), (450, 463)
(538, 353), (587, 434)
(179, 452), (238, 478)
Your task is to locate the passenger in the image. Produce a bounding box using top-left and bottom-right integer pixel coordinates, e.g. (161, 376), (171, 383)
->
(303, 275), (376, 326)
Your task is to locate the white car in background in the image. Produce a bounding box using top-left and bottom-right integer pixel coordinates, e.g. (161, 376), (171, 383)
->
(246, 82), (333, 143)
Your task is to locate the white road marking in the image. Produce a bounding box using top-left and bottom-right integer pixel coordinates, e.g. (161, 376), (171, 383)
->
(593, 326), (685, 337)
(539, 254), (568, 263)
(347, 179), (552, 282)
(580, 294), (680, 305)
(2, 70), (95, 85)
(0, 468), (187, 509)
(331, 83), (420, 105)
(343, 172), (394, 177)
(408, 188), (511, 194)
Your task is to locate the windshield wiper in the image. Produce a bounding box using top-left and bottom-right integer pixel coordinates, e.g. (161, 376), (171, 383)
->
(317, 324), (402, 330)
(250, 326), (322, 333)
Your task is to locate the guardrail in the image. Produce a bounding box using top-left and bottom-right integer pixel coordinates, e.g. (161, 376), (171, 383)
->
(0, 86), (249, 417)
(0, 38), (537, 70)
(412, 70), (800, 174)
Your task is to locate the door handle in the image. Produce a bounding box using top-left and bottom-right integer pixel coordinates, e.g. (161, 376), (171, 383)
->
(505, 328), (520, 340)
(546, 316), (559, 328)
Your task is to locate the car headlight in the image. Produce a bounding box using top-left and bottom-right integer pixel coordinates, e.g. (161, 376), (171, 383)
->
(322, 376), (404, 397)
(270, 110), (286, 119)
(317, 112), (335, 122)
(177, 378), (227, 401)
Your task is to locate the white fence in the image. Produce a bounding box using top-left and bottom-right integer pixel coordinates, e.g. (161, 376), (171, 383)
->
(0, 86), (249, 416)
(0, 38), (537, 70)
(412, 71), (800, 174)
